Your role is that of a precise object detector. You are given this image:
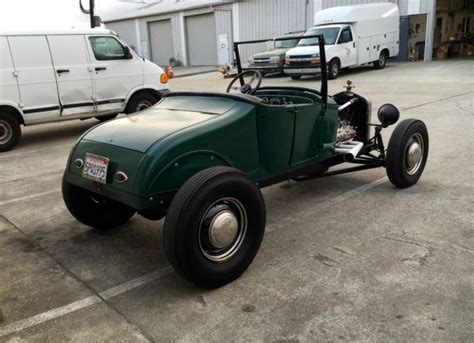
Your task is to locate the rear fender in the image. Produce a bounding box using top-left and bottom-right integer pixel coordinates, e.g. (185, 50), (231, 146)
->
(144, 150), (232, 199)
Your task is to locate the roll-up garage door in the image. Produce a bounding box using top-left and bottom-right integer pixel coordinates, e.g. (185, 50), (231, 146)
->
(186, 13), (217, 65)
(149, 19), (173, 66)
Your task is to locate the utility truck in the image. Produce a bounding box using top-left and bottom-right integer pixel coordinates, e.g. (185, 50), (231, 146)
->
(284, 3), (400, 80)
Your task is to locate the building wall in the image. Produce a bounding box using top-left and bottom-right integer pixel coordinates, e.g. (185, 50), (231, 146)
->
(237, 0), (314, 59)
(106, 19), (139, 52)
(105, 0), (442, 65)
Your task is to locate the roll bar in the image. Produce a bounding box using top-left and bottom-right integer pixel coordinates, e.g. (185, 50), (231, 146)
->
(233, 34), (328, 112)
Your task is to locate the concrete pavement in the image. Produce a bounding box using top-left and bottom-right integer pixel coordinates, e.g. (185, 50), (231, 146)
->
(0, 59), (473, 342)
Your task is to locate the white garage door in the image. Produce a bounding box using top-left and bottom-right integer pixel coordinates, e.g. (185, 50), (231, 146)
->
(149, 19), (173, 66)
(186, 13), (217, 65)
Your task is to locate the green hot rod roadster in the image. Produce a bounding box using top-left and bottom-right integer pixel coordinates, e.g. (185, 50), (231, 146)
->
(62, 35), (429, 288)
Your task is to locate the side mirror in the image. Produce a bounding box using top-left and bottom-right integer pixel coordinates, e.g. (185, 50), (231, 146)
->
(123, 46), (133, 59)
(378, 103), (400, 127)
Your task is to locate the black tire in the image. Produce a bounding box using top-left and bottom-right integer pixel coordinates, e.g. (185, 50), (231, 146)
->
(95, 114), (118, 122)
(290, 75), (302, 80)
(125, 92), (159, 114)
(386, 119), (429, 188)
(163, 166), (266, 288)
(328, 58), (340, 80)
(0, 112), (21, 152)
(374, 51), (388, 69)
(62, 180), (136, 229)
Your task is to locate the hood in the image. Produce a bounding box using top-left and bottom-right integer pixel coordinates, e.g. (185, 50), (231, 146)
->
(286, 45), (320, 57)
(250, 48), (288, 59)
(83, 96), (237, 153)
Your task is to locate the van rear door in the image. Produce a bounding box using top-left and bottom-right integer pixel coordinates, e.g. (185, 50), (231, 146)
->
(86, 35), (143, 113)
(47, 34), (95, 117)
(7, 35), (60, 122)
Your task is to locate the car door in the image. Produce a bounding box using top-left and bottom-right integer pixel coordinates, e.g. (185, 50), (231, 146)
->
(47, 34), (95, 117)
(7, 35), (60, 122)
(337, 26), (357, 67)
(86, 35), (143, 113)
(291, 104), (322, 166)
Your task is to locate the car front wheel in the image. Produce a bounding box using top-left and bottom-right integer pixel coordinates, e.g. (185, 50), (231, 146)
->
(163, 167), (266, 288)
(328, 59), (340, 80)
(62, 180), (136, 229)
(386, 119), (429, 188)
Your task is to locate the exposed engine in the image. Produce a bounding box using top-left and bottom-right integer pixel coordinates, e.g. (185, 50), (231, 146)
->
(333, 85), (371, 144)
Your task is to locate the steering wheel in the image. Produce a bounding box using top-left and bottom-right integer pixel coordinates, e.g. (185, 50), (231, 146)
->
(226, 70), (263, 95)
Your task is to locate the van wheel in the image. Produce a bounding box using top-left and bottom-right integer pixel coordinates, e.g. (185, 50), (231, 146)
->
(62, 180), (136, 229)
(0, 112), (21, 152)
(125, 93), (159, 114)
(328, 59), (340, 80)
(163, 167), (266, 288)
(374, 51), (388, 69)
(96, 114), (118, 122)
(290, 75), (301, 80)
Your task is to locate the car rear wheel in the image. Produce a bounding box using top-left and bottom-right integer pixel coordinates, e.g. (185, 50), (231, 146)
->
(62, 180), (136, 229)
(374, 51), (388, 69)
(386, 119), (429, 188)
(0, 112), (21, 152)
(125, 92), (159, 114)
(290, 75), (302, 80)
(163, 167), (266, 288)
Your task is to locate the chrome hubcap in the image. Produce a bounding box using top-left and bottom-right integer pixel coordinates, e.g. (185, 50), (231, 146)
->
(0, 120), (13, 144)
(199, 197), (247, 263)
(379, 54), (385, 65)
(332, 64), (338, 75)
(405, 133), (424, 175)
(136, 100), (153, 111)
(208, 210), (239, 249)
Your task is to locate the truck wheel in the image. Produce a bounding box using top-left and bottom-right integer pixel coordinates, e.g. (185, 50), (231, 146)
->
(163, 167), (266, 288)
(0, 112), (21, 152)
(95, 114), (118, 122)
(374, 51), (388, 69)
(290, 75), (301, 80)
(386, 119), (429, 188)
(62, 180), (136, 229)
(328, 59), (340, 80)
(125, 93), (159, 114)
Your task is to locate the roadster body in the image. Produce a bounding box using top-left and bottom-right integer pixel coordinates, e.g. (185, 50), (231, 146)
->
(63, 35), (429, 288)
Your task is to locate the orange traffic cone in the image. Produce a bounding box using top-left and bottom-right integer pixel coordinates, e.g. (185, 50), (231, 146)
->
(165, 65), (175, 79)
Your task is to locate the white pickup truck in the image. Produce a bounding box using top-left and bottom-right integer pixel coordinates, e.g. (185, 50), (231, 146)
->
(284, 3), (400, 80)
(0, 29), (169, 151)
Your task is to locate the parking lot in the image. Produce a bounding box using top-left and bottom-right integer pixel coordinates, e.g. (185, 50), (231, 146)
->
(0, 59), (473, 342)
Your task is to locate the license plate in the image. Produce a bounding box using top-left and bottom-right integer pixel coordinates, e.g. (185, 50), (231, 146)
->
(82, 153), (109, 184)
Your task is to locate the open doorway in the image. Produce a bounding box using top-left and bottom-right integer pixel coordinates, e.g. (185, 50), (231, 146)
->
(408, 14), (428, 61)
(434, 0), (474, 59)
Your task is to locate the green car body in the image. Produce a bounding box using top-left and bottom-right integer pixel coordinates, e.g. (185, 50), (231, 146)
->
(64, 89), (338, 215)
(63, 35), (428, 288)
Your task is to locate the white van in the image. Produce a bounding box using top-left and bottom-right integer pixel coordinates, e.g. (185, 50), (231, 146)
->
(284, 3), (399, 80)
(0, 29), (169, 151)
